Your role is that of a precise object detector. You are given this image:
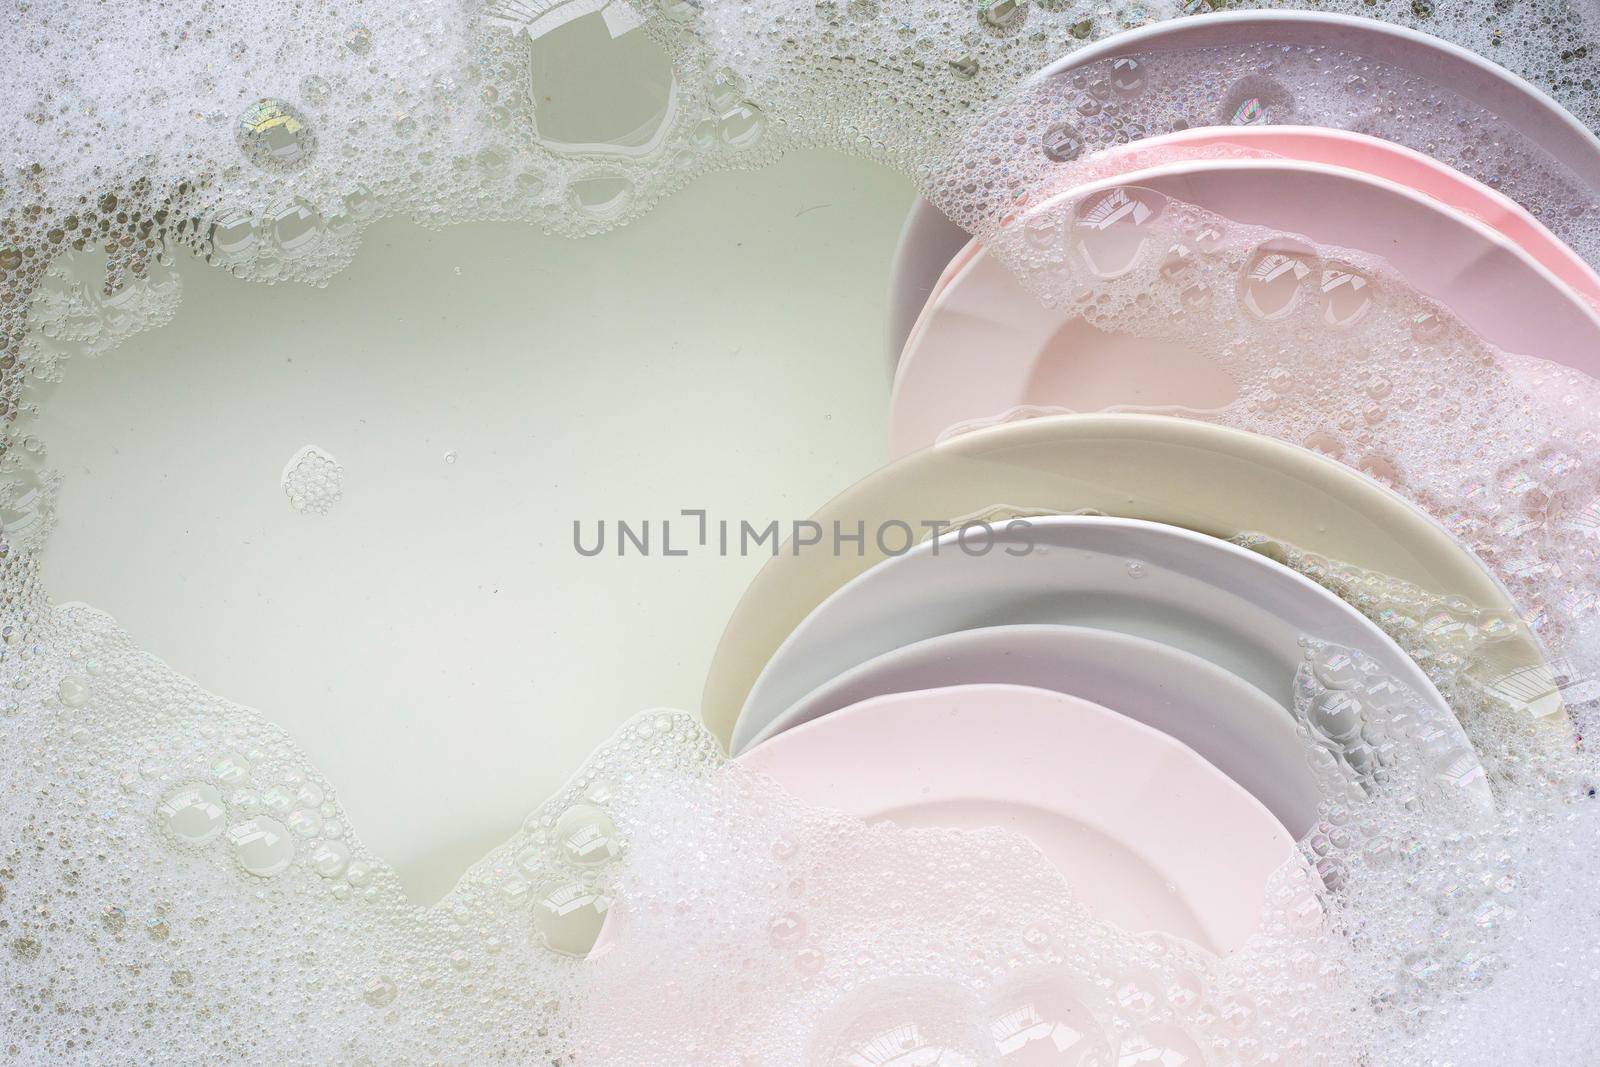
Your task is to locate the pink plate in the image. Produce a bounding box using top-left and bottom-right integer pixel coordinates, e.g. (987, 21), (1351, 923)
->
(890, 156), (1600, 456)
(886, 9), (1600, 368)
(741, 683), (1298, 955)
(907, 125), (1600, 324)
(1100, 128), (1600, 304)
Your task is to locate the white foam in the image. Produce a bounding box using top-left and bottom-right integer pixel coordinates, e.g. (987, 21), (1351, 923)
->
(281, 445), (344, 515)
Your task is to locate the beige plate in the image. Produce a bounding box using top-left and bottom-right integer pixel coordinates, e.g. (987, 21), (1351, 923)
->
(701, 413), (1563, 745)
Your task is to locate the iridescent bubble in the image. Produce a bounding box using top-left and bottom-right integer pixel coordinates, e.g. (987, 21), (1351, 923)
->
(286, 808), (324, 837)
(1242, 246), (1313, 319)
(1230, 96), (1267, 125)
(567, 174), (634, 219)
(977, 0), (1028, 33)
(228, 816), (295, 877)
(270, 200), (323, 253)
(656, 0), (701, 21)
(1072, 187), (1165, 278)
(1117, 1024), (1208, 1065)
(236, 99), (317, 173)
(362, 975), (397, 1008)
(344, 24), (373, 54)
(1311, 648), (1363, 690)
(298, 74), (332, 107)
(1114, 979), (1157, 1015)
(1310, 690), (1364, 742)
(1108, 56), (1145, 95)
(310, 840), (351, 878)
(56, 675), (88, 707)
(1158, 243), (1194, 281)
(475, 147), (509, 177)
(208, 212), (258, 262)
(500, 872), (532, 905)
(1219, 76), (1294, 127)
(514, 170), (545, 198)
(1411, 310), (1447, 341)
(260, 784), (294, 815)
(1178, 280), (1212, 310)
(554, 803), (622, 867)
(532, 880), (611, 956)
(157, 783), (227, 846)
(768, 912), (807, 947)
(988, 969), (1111, 1064)
(1434, 747), (1489, 797)
(707, 68), (747, 112)
(1421, 609), (1479, 656)
(0, 468), (48, 540)
(810, 979), (987, 1067)
(719, 102), (768, 148)
(1320, 266), (1373, 327)
(948, 55), (980, 80)
(212, 752), (252, 786)
(1041, 122), (1085, 163)
(343, 185), (378, 220)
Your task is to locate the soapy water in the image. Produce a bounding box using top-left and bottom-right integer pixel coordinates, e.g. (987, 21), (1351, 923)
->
(4, 0), (1600, 1062)
(8, 0), (1600, 544)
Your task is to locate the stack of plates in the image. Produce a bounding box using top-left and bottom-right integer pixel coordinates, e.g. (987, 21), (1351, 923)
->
(687, 11), (1596, 956)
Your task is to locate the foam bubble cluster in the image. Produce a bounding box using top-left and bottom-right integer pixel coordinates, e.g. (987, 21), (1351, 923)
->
(5, 0), (1600, 1062)
(281, 445), (344, 516)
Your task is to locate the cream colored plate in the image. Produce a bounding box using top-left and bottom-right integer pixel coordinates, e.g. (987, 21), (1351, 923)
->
(700, 412), (1560, 745)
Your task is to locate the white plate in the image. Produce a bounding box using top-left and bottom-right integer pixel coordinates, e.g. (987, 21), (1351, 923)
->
(743, 623), (1322, 835)
(886, 200), (974, 379)
(733, 514), (1491, 807)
